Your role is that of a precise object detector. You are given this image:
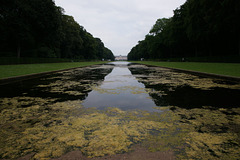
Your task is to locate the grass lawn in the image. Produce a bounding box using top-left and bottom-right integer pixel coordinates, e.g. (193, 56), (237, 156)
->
(0, 61), (106, 79)
(132, 61), (240, 77)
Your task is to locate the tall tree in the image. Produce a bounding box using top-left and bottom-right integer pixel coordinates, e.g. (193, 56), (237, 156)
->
(60, 15), (83, 59)
(128, 0), (240, 61)
(0, 0), (62, 58)
(149, 18), (170, 36)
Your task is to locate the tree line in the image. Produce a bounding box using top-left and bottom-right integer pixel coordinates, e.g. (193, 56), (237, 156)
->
(0, 0), (115, 61)
(128, 0), (240, 61)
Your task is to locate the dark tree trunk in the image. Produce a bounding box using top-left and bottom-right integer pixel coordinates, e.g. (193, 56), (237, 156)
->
(239, 36), (240, 56)
(195, 46), (198, 57)
(17, 42), (21, 58)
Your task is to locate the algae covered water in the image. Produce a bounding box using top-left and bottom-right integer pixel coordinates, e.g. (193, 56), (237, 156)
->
(82, 62), (159, 112)
(0, 62), (240, 159)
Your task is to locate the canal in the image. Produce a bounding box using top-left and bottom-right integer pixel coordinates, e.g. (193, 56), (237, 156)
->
(0, 62), (240, 159)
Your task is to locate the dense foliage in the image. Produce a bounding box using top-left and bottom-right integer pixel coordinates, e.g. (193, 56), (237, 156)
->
(128, 0), (240, 61)
(0, 0), (115, 61)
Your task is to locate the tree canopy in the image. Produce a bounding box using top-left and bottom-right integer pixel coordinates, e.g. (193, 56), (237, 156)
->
(0, 0), (114, 61)
(128, 0), (240, 61)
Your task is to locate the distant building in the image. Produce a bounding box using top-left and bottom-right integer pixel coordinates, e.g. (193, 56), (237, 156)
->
(115, 55), (128, 61)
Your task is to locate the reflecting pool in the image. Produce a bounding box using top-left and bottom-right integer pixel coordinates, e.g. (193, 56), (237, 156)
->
(82, 62), (159, 112)
(0, 62), (240, 160)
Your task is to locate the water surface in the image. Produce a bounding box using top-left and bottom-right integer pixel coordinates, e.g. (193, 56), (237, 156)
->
(82, 62), (159, 112)
(0, 62), (240, 160)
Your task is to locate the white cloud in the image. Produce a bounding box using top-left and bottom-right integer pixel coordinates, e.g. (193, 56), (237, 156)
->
(55, 0), (186, 56)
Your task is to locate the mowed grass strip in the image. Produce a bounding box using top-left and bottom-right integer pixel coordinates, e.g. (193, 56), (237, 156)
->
(133, 61), (240, 77)
(0, 61), (105, 79)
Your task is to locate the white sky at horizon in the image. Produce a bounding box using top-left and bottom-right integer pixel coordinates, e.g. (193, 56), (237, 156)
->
(55, 0), (186, 56)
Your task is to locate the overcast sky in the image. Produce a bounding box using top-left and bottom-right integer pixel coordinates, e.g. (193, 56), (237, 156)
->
(55, 0), (186, 56)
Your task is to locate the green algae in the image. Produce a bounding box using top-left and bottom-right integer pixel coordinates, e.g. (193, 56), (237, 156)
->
(0, 97), (57, 111)
(0, 100), (171, 159)
(173, 107), (240, 159)
(35, 65), (113, 97)
(91, 85), (151, 95)
(1, 98), (240, 159)
(1, 64), (240, 159)
(132, 66), (240, 93)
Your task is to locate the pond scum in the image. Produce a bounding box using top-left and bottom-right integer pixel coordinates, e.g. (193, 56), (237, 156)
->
(0, 65), (240, 159)
(0, 98), (240, 160)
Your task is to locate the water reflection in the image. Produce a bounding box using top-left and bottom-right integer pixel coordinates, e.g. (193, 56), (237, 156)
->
(129, 64), (240, 108)
(0, 65), (113, 111)
(82, 62), (159, 112)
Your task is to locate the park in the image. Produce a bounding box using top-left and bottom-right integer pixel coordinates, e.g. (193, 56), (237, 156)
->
(1, 0), (240, 160)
